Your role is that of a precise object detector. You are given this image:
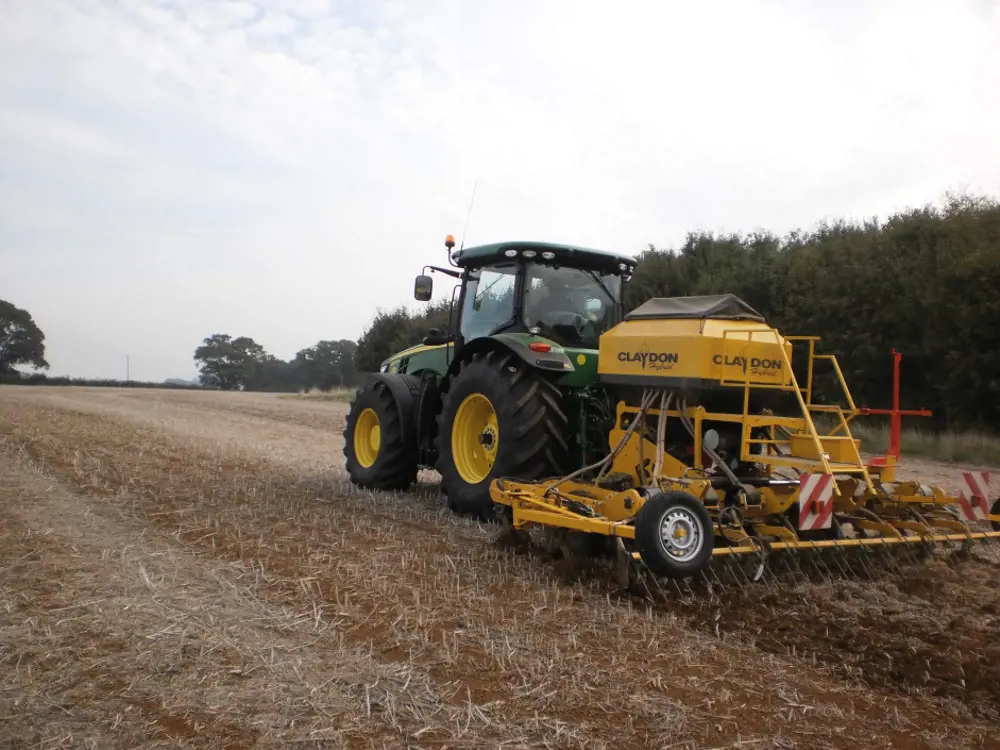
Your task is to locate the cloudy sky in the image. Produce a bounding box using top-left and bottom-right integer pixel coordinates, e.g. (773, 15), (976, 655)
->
(2, 0), (998, 381)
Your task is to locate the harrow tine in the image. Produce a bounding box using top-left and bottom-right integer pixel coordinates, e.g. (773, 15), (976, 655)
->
(890, 538), (920, 572)
(974, 527), (1000, 565)
(821, 547), (848, 580)
(827, 544), (858, 580)
(852, 507), (913, 577)
(876, 538), (908, 577)
(756, 562), (781, 590)
(783, 543), (816, 588)
(854, 547), (882, 581)
(775, 550), (809, 588)
(668, 572), (695, 603)
(839, 544), (868, 579)
(823, 519), (862, 580)
(984, 538), (1000, 565)
(804, 542), (838, 582)
(711, 556), (742, 590)
(702, 557), (731, 593)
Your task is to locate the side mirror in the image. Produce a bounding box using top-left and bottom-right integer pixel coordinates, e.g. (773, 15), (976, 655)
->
(414, 274), (433, 302)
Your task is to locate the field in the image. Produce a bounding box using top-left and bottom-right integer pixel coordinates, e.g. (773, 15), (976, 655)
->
(2, 387), (999, 750)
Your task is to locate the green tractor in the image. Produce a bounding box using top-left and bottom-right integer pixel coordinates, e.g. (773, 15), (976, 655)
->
(342, 234), (637, 518)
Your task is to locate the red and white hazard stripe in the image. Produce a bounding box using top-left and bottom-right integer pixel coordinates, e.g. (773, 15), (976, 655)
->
(798, 473), (835, 531)
(957, 470), (991, 522)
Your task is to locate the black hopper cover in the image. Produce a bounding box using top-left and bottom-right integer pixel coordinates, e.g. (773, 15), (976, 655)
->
(625, 294), (766, 322)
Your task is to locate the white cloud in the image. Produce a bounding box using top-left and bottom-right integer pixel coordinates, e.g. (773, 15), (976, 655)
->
(1, 0), (998, 379)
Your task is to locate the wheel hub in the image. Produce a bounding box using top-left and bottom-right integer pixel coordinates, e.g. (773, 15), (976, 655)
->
(479, 426), (497, 450)
(353, 408), (381, 469)
(659, 508), (704, 561)
(453, 393), (499, 484)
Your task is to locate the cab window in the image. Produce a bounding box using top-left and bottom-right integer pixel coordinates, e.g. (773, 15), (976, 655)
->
(460, 263), (517, 340)
(522, 264), (621, 348)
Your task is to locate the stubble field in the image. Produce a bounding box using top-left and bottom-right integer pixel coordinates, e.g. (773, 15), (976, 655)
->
(1, 387), (999, 749)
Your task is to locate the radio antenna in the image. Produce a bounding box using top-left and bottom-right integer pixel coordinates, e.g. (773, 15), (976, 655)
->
(459, 178), (478, 251)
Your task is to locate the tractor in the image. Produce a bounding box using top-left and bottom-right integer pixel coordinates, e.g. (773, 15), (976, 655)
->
(342, 234), (637, 518)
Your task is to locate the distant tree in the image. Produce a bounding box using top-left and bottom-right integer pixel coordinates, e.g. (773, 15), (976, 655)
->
(193, 334), (270, 390)
(247, 356), (301, 392)
(0, 299), (49, 375)
(294, 339), (359, 390)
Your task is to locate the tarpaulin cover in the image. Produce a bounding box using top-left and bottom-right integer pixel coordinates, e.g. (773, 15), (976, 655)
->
(625, 294), (765, 322)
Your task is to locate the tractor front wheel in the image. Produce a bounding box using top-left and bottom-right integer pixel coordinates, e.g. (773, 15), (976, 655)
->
(435, 351), (568, 519)
(343, 380), (418, 490)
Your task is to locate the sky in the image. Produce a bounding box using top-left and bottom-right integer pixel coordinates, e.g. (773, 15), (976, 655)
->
(1, 0), (999, 381)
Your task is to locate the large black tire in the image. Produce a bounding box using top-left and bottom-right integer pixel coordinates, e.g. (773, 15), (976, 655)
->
(634, 490), (714, 579)
(343, 380), (418, 490)
(435, 350), (569, 519)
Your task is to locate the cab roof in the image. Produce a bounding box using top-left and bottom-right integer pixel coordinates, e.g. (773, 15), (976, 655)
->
(450, 240), (637, 273)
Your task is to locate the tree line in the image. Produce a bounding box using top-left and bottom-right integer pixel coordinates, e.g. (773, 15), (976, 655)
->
(0, 300), (363, 393)
(4, 193), (998, 429)
(352, 194), (1000, 432)
(193, 334), (361, 392)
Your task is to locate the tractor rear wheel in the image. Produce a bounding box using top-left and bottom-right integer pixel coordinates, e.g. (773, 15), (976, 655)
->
(435, 350), (569, 519)
(343, 380), (418, 490)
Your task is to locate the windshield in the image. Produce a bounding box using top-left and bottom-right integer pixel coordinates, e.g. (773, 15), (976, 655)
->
(460, 263), (518, 340)
(523, 264), (622, 348)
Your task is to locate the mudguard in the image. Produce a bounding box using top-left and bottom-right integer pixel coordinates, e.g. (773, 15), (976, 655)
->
(448, 333), (576, 378)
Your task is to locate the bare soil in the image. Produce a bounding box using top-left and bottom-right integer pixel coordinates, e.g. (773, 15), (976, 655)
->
(1, 386), (999, 749)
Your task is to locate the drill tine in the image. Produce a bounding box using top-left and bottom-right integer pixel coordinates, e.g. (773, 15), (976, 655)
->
(832, 545), (856, 578)
(852, 541), (881, 581)
(812, 543), (838, 582)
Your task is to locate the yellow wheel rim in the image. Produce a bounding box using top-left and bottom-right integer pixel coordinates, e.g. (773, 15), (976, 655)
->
(354, 408), (381, 468)
(452, 393), (499, 484)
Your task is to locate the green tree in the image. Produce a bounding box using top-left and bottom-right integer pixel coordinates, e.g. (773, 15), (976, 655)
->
(355, 307), (413, 372)
(295, 339), (359, 391)
(0, 299), (49, 375)
(355, 301), (453, 372)
(193, 334), (270, 390)
(247, 356), (301, 392)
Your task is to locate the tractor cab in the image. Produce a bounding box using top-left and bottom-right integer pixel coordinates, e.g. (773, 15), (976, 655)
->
(414, 237), (637, 367)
